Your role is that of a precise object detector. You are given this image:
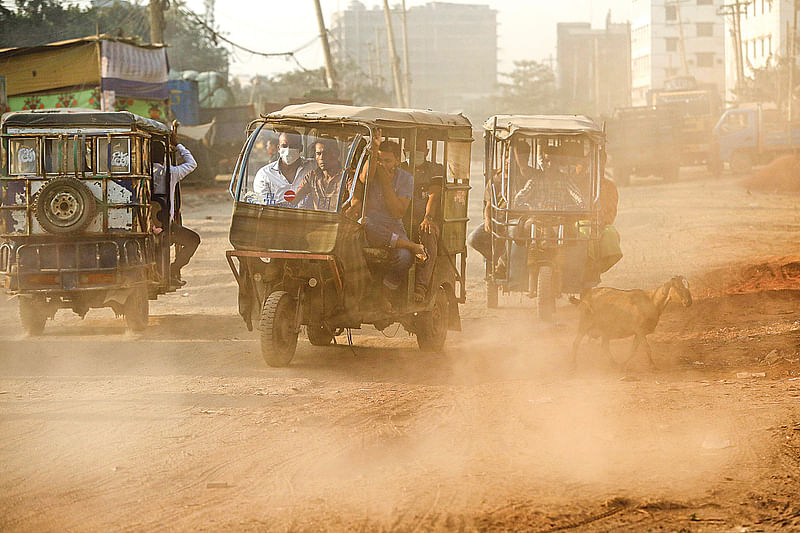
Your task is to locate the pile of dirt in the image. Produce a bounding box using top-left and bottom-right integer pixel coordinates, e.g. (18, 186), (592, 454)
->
(742, 155), (800, 193)
(693, 256), (800, 297)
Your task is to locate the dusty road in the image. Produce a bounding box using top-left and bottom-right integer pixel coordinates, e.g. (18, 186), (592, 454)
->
(2, 168), (800, 532)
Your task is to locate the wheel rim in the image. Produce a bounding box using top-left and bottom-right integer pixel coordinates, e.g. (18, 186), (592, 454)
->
(46, 190), (84, 227)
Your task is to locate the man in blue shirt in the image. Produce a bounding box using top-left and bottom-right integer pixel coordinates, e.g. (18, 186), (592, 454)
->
(351, 140), (425, 311)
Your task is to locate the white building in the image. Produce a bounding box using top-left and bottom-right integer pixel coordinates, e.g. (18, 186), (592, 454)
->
(631, 0), (726, 105)
(725, 0), (793, 100)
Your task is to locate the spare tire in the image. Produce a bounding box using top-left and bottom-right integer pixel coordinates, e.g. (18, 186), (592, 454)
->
(34, 177), (96, 234)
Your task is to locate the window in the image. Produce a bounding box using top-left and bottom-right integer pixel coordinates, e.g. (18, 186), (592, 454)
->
(8, 138), (38, 175)
(97, 137), (131, 174)
(696, 52), (714, 68)
(44, 138), (93, 174)
(696, 22), (714, 37)
(666, 37), (678, 52)
(665, 5), (677, 20)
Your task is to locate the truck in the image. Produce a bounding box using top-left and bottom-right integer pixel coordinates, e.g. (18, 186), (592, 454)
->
(605, 105), (682, 186)
(712, 104), (800, 174)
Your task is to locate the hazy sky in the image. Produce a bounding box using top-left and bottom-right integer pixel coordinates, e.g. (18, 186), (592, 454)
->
(180, 0), (632, 79)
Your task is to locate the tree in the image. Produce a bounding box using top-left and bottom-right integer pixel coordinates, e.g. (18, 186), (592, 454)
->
(495, 60), (561, 115)
(734, 57), (798, 111)
(0, 0), (228, 73)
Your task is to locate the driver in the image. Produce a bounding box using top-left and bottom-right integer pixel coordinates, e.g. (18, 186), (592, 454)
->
(253, 130), (315, 205)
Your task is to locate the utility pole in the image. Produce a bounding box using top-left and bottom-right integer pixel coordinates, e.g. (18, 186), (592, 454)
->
(400, 0), (411, 107)
(382, 0), (405, 107)
(313, 0), (338, 91)
(673, 0), (690, 76)
(789, 0), (797, 120)
(719, 1), (747, 94)
(149, 0), (167, 45)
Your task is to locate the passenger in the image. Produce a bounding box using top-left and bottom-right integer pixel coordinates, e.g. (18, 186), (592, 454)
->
(291, 139), (344, 211)
(350, 139), (425, 311)
(152, 132), (200, 287)
(265, 135), (280, 164)
(253, 130), (315, 205)
(405, 138), (444, 301)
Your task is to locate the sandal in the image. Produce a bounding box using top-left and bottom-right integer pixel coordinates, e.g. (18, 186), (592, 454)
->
(415, 246), (429, 264)
(414, 284), (427, 302)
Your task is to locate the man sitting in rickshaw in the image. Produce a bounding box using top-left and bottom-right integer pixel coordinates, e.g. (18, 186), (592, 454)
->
(348, 139), (426, 311)
(253, 130), (316, 205)
(404, 138), (445, 301)
(290, 138), (344, 212)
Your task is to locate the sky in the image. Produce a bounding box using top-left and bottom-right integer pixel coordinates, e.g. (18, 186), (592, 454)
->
(176, 0), (632, 80)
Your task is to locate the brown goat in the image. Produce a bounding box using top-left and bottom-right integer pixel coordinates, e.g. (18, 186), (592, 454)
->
(569, 275), (693, 369)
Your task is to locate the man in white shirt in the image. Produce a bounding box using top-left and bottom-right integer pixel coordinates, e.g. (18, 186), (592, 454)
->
(252, 130), (315, 205)
(152, 133), (199, 286)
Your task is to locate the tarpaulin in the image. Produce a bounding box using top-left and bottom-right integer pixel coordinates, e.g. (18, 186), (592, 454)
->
(101, 40), (169, 100)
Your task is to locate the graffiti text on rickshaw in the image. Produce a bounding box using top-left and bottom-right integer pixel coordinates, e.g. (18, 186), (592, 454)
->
(111, 151), (130, 167)
(17, 148), (36, 163)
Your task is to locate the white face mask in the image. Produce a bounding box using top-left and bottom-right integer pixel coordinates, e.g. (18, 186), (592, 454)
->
(280, 147), (301, 165)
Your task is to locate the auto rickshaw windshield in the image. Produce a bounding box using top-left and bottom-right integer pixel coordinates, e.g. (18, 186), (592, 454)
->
(237, 124), (366, 214)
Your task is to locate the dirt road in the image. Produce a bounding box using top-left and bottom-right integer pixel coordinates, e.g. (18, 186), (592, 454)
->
(2, 169), (800, 532)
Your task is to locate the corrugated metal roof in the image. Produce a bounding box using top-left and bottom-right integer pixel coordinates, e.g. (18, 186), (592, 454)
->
(484, 114), (604, 140)
(267, 102), (473, 130)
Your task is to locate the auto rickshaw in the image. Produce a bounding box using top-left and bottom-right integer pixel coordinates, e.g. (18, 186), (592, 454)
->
(226, 103), (472, 367)
(1, 110), (181, 333)
(482, 115), (609, 320)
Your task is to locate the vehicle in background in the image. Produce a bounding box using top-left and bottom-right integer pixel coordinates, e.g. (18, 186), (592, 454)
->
(1, 110), (180, 334)
(606, 106), (681, 186)
(650, 77), (721, 170)
(483, 115), (606, 320)
(226, 103), (473, 366)
(712, 103), (800, 174)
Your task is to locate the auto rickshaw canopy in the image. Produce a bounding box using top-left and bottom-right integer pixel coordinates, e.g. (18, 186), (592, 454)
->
(1, 110), (171, 136)
(265, 103), (473, 140)
(484, 114), (604, 142)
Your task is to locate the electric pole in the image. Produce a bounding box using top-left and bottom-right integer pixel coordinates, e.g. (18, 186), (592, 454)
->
(313, 0), (338, 91)
(673, 0), (690, 76)
(400, 0), (411, 107)
(149, 0), (167, 45)
(382, 0), (405, 107)
(718, 1), (747, 94)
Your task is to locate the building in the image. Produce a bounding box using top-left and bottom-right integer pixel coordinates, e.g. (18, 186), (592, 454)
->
(630, 0), (726, 105)
(557, 15), (632, 117)
(723, 0), (791, 101)
(330, 1), (497, 114)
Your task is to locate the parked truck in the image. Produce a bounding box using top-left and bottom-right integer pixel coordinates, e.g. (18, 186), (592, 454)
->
(712, 104), (800, 174)
(606, 105), (682, 186)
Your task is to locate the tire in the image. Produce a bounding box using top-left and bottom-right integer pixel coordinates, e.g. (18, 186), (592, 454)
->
(124, 287), (149, 332)
(259, 291), (298, 367)
(416, 286), (449, 352)
(537, 265), (556, 322)
(486, 280), (498, 309)
(729, 152), (753, 174)
(306, 324), (334, 346)
(34, 177), (96, 234)
(19, 298), (47, 336)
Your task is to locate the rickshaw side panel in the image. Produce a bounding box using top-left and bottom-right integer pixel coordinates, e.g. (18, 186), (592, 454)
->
(229, 203), (340, 254)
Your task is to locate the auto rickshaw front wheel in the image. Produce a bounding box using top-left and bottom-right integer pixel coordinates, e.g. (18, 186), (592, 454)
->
(19, 297), (48, 336)
(124, 287), (149, 333)
(416, 286), (449, 352)
(259, 291), (298, 367)
(537, 265), (556, 321)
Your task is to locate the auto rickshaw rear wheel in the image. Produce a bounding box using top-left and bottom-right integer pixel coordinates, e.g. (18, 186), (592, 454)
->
(486, 281), (498, 308)
(416, 286), (449, 352)
(537, 265), (556, 321)
(259, 291), (298, 367)
(306, 324), (334, 346)
(124, 287), (149, 332)
(19, 297), (48, 336)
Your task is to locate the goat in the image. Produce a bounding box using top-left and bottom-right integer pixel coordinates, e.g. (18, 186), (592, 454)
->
(569, 275), (693, 370)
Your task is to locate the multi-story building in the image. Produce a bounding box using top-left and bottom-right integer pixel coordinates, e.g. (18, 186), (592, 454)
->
(630, 0), (726, 105)
(724, 0), (792, 101)
(557, 17), (632, 117)
(330, 1), (497, 114)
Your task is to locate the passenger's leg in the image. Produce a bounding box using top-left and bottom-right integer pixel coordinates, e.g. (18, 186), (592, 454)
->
(467, 223), (492, 260)
(415, 225), (438, 300)
(170, 223), (201, 279)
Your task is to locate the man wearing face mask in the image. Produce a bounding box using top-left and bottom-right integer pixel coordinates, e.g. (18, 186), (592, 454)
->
(253, 130), (315, 205)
